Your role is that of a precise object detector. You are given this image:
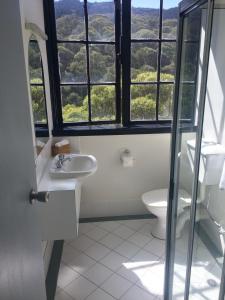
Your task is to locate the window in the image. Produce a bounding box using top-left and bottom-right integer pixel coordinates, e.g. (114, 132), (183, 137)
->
(29, 40), (48, 129)
(44, 0), (179, 134)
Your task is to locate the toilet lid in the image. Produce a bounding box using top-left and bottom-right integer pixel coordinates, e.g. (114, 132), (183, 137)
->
(142, 188), (191, 209)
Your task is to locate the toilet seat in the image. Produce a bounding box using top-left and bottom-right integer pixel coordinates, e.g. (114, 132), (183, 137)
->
(142, 188), (191, 212)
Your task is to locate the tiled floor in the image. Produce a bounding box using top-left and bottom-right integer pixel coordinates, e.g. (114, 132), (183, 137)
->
(55, 219), (165, 300)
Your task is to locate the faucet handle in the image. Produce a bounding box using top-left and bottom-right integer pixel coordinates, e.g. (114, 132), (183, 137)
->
(58, 154), (65, 160)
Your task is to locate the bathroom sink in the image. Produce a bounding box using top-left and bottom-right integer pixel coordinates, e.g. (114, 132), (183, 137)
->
(50, 154), (97, 179)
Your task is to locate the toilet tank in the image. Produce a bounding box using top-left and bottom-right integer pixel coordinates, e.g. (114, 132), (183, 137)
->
(187, 139), (225, 185)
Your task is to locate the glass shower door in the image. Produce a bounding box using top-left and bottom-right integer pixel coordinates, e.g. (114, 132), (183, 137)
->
(164, 0), (225, 299)
(188, 1), (225, 299)
(166, 3), (208, 299)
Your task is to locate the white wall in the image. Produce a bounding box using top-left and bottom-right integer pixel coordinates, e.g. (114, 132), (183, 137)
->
(68, 134), (171, 218)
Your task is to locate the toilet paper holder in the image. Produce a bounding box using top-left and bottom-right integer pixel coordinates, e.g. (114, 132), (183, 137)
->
(120, 149), (135, 167)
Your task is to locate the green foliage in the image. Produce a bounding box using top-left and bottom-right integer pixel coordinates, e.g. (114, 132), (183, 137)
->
(62, 104), (88, 122)
(84, 85), (115, 120)
(30, 82), (47, 124)
(30, 1), (181, 123)
(131, 97), (156, 120)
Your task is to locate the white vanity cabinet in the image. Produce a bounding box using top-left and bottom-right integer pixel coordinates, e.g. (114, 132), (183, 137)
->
(35, 161), (81, 241)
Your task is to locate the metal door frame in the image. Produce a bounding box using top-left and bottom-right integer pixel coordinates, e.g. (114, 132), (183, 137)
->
(164, 0), (225, 299)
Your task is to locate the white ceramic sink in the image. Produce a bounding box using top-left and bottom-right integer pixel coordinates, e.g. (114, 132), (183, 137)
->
(50, 154), (97, 179)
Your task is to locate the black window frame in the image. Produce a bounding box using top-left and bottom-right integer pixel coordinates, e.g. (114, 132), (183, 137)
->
(29, 39), (49, 138)
(44, 0), (180, 135)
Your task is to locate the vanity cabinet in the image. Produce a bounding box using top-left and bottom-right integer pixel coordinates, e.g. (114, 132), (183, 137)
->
(35, 160), (81, 241)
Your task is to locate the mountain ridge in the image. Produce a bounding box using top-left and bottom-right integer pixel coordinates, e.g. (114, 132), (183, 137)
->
(55, 0), (178, 19)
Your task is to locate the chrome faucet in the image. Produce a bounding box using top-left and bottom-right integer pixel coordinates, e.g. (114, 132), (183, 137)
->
(56, 154), (71, 169)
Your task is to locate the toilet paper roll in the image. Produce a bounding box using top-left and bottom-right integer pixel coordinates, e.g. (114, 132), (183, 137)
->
(120, 150), (134, 167)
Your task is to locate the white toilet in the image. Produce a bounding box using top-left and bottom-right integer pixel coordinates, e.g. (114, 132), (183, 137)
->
(142, 139), (225, 240)
(142, 188), (191, 239)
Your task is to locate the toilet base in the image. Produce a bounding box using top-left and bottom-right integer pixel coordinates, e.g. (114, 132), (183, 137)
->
(151, 218), (167, 240)
(151, 218), (182, 240)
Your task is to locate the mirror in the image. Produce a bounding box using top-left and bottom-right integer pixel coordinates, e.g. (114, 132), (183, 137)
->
(28, 37), (49, 157)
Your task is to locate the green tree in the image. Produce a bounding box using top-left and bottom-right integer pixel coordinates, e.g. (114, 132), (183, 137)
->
(30, 81), (46, 124)
(83, 85), (115, 120)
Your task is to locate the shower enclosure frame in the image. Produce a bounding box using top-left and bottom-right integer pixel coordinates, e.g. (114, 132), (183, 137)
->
(164, 0), (225, 299)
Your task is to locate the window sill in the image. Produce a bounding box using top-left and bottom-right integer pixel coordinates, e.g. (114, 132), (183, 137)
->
(35, 126), (49, 138)
(52, 123), (173, 136)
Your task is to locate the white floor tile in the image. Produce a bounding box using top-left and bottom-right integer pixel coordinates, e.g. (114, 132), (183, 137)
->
(78, 223), (96, 235)
(68, 253), (96, 275)
(69, 235), (95, 252)
(101, 273), (132, 299)
(55, 289), (74, 300)
(138, 222), (155, 238)
(144, 238), (165, 257)
(120, 219), (148, 230)
(84, 242), (111, 261)
(121, 285), (155, 300)
(136, 259), (165, 297)
(115, 241), (140, 259)
(57, 262), (80, 288)
(131, 249), (160, 278)
(113, 225), (135, 239)
(116, 264), (139, 283)
(83, 262), (113, 285)
(62, 244), (81, 265)
(128, 232), (151, 247)
(99, 233), (123, 249)
(100, 251), (127, 271)
(64, 276), (97, 300)
(86, 227), (108, 241)
(97, 221), (121, 232)
(137, 224), (156, 240)
(86, 288), (116, 300)
(132, 249), (159, 263)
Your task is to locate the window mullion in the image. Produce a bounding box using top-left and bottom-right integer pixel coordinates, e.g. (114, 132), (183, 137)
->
(84, 0), (92, 123)
(115, 0), (122, 124)
(43, 0), (63, 130)
(156, 0), (164, 121)
(121, 0), (131, 127)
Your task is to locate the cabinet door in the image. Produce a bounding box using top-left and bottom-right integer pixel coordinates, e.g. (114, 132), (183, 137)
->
(36, 186), (81, 241)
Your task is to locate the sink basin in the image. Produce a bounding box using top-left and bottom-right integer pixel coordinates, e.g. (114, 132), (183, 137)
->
(50, 154), (97, 179)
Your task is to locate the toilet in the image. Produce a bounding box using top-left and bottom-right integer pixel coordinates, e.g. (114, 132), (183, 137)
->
(142, 139), (225, 240)
(142, 188), (191, 239)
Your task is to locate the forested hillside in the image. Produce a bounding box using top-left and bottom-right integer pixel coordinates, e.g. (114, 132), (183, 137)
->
(30, 0), (179, 123)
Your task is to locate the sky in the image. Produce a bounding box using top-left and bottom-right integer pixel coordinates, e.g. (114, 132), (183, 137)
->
(87, 0), (179, 9)
(55, 0), (179, 9)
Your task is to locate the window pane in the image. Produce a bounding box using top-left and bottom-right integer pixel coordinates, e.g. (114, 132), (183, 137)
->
(163, 0), (179, 39)
(29, 42), (43, 84)
(131, 84), (157, 120)
(131, 0), (159, 39)
(89, 44), (115, 82)
(58, 43), (87, 83)
(131, 42), (158, 82)
(90, 85), (116, 121)
(159, 84), (174, 119)
(180, 42), (200, 82)
(54, 0), (85, 40)
(161, 42), (176, 80)
(31, 86), (47, 124)
(88, 0), (115, 41)
(61, 86), (88, 122)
